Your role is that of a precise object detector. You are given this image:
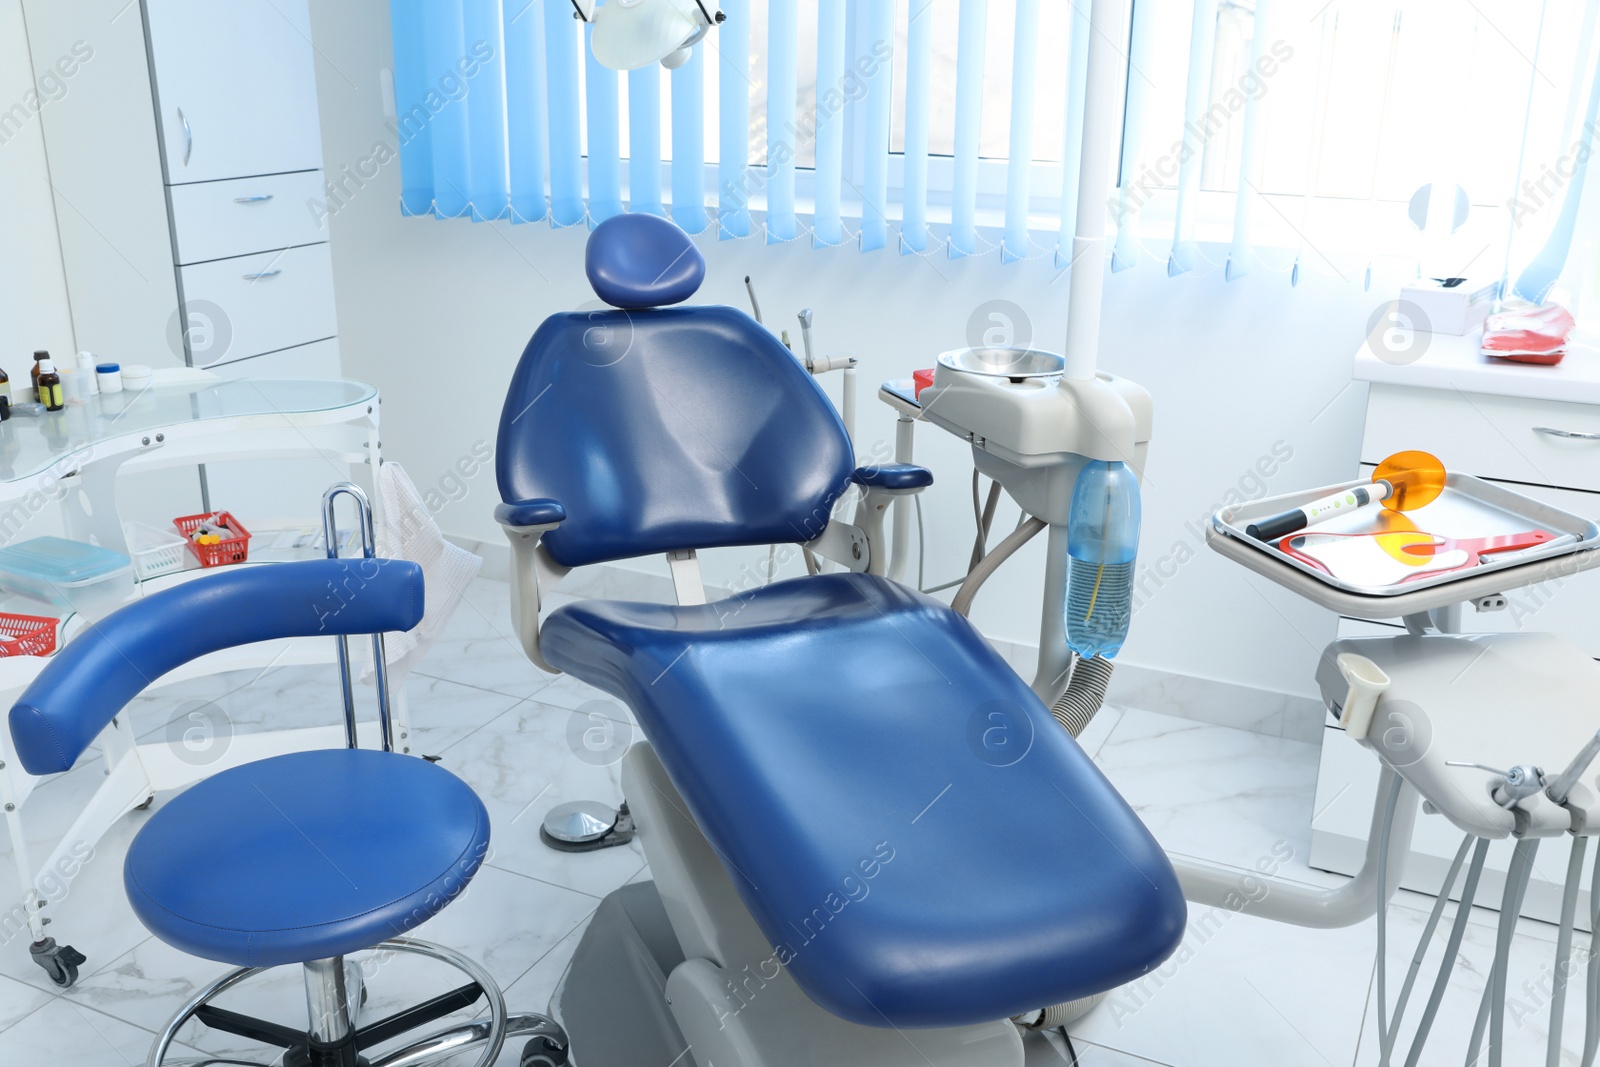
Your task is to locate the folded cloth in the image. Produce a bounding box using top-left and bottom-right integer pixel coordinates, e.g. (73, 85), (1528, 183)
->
(1482, 302), (1574, 365)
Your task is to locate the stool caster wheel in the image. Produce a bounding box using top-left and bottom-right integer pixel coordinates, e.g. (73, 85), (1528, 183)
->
(520, 1033), (569, 1067)
(30, 938), (86, 988)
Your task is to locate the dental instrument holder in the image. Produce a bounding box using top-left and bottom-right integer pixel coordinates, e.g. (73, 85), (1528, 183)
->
(322, 481), (396, 754)
(1213, 474), (1600, 1066)
(1213, 473), (1600, 608)
(796, 308), (858, 444)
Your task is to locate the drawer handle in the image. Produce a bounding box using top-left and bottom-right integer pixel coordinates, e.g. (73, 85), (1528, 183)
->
(243, 269), (282, 280)
(1533, 426), (1600, 441)
(234, 195), (275, 204)
(177, 107), (192, 165)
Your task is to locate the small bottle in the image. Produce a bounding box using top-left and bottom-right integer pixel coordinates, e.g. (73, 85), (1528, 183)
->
(36, 360), (63, 412)
(76, 351), (99, 395)
(30, 350), (48, 402)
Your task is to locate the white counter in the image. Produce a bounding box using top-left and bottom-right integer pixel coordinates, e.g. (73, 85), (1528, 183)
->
(1354, 327), (1600, 405)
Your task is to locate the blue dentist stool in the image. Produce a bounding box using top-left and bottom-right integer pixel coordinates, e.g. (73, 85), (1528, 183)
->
(7, 512), (566, 1067)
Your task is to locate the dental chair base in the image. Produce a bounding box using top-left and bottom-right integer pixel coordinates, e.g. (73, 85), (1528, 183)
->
(550, 744), (1028, 1067)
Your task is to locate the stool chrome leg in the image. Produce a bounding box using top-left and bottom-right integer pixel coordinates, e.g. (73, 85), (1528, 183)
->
(369, 1014), (568, 1067)
(149, 966), (266, 1067)
(304, 956), (359, 1047)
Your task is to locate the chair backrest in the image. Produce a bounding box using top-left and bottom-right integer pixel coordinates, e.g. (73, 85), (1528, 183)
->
(7, 558), (424, 775)
(497, 213), (855, 569)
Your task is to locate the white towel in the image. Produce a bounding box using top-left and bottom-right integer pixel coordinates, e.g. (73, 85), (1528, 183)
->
(365, 462), (483, 680)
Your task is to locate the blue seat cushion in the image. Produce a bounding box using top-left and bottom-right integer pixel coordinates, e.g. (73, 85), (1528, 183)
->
(124, 749), (489, 968)
(542, 574), (1186, 1028)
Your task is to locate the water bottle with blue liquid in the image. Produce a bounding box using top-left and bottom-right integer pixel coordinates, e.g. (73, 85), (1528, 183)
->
(1065, 460), (1141, 660)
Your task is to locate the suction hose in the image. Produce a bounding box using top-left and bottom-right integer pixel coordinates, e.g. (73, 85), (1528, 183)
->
(1014, 994), (1106, 1031)
(1010, 654), (1117, 1035)
(1050, 654), (1115, 738)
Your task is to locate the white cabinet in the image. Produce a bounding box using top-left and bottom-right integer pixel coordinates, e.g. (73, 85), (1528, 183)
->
(143, 0), (324, 184)
(23, 0), (344, 522)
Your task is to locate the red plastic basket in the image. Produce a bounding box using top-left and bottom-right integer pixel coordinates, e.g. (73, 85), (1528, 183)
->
(0, 612), (58, 658)
(173, 511), (251, 568)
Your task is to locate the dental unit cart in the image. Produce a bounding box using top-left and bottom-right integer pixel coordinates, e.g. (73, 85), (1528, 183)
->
(884, 343), (1600, 1062)
(1211, 476), (1600, 1065)
(0, 376), (387, 988)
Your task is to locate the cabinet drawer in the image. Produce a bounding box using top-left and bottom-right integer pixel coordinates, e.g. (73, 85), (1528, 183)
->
(211, 338), (341, 378)
(178, 245), (337, 367)
(1364, 384), (1600, 493)
(169, 172), (326, 264)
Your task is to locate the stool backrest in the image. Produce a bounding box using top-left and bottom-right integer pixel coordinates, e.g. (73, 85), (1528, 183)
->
(7, 558), (424, 775)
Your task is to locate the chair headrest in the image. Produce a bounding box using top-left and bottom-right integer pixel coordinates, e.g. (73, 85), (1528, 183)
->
(586, 214), (705, 309)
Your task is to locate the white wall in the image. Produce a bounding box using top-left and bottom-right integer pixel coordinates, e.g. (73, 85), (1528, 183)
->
(0, 0), (75, 367)
(307, 3), (1376, 700)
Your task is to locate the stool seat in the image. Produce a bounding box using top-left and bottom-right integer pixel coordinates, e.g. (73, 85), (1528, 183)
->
(125, 749), (489, 968)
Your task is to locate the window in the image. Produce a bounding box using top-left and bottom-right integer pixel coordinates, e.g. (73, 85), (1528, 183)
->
(391, 0), (1600, 283)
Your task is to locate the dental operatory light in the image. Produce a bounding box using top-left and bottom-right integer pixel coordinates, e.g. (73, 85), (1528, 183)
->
(570, 0), (725, 71)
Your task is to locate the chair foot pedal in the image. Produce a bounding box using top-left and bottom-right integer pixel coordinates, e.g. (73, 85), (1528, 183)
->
(540, 801), (635, 853)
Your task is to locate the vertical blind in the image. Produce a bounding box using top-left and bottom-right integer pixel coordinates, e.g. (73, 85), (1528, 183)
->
(390, 0), (1600, 287)
(390, 0), (1099, 261)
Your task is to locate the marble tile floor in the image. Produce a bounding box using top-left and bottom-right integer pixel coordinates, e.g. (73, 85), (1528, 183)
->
(0, 575), (1588, 1066)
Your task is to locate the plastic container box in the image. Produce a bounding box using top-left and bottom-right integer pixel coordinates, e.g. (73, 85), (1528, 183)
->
(174, 511), (251, 567)
(0, 613), (59, 657)
(124, 521), (188, 580)
(0, 537), (134, 621)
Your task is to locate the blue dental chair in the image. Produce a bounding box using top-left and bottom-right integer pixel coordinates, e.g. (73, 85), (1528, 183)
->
(7, 549), (567, 1067)
(496, 214), (1186, 1065)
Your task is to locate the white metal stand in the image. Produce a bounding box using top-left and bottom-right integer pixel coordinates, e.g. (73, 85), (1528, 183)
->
(0, 378), (386, 982)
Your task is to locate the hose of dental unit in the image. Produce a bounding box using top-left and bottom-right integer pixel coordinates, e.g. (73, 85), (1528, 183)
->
(1050, 655), (1115, 738)
(951, 506), (1122, 1033)
(951, 517), (1047, 617)
(1006, 659), (1116, 1035)
(1009, 632), (1119, 1035)
(1014, 994), (1107, 1032)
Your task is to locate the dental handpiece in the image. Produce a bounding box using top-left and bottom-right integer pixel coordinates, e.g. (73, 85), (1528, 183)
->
(1447, 761), (1547, 809)
(798, 309), (815, 368)
(744, 276), (763, 324)
(1547, 728), (1600, 805)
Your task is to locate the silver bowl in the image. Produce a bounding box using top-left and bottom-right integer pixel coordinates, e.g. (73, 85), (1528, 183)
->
(936, 347), (1066, 379)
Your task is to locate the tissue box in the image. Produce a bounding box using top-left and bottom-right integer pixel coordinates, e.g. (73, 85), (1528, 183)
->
(1399, 277), (1498, 335)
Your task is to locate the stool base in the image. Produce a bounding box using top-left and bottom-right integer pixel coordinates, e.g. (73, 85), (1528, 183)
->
(147, 937), (567, 1067)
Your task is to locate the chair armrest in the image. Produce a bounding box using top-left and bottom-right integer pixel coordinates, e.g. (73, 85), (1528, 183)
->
(498, 500), (571, 674)
(851, 464), (933, 492)
(8, 560), (424, 775)
(848, 467), (931, 577)
(495, 498), (567, 531)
